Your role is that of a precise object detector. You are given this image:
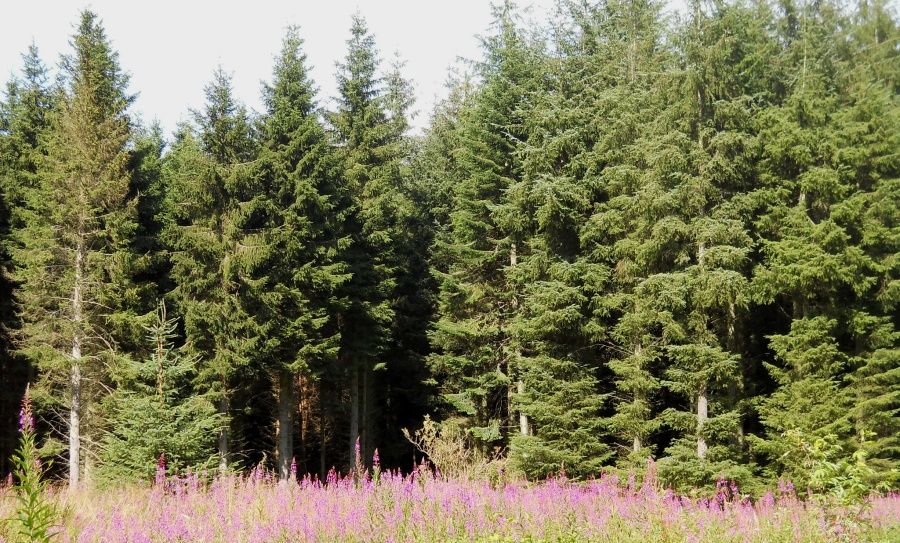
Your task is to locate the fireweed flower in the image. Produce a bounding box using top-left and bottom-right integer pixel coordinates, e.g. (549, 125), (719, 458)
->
(18, 467), (899, 542)
(18, 387), (35, 434)
(155, 453), (167, 486)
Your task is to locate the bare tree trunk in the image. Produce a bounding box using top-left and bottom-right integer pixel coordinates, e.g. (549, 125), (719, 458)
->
(509, 242), (528, 437)
(218, 396), (230, 474)
(727, 302), (744, 447)
(697, 386), (708, 459)
(507, 368), (515, 436)
(277, 369), (294, 481)
(299, 375), (308, 474)
(518, 379), (529, 436)
(696, 240), (710, 460)
(69, 237), (84, 489)
(632, 343), (643, 454)
(349, 365), (359, 465)
(361, 367), (369, 463)
(69, 363), (81, 488)
(319, 386), (327, 480)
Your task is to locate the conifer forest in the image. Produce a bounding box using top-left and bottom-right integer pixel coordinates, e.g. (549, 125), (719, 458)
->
(0, 2), (899, 537)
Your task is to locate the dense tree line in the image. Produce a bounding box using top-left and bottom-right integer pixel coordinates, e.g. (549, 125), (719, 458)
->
(0, 0), (897, 492)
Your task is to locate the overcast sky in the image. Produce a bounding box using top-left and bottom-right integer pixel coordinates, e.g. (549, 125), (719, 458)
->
(2, 1), (683, 136)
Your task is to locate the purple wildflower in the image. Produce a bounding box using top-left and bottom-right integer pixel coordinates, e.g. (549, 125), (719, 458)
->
(155, 453), (167, 486)
(18, 387), (34, 434)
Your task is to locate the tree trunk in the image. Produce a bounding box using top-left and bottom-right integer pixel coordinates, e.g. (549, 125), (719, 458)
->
(69, 363), (81, 488)
(319, 385), (327, 480)
(277, 368), (295, 481)
(361, 367), (369, 461)
(726, 302), (745, 448)
(518, 379), (529, 436)
(696, 240), (710, 460)
(217, 396), (230, 474)
(299, 375), (308, 474)
(509, 242), (528, 437)
(69, 237), (84, 489)
(697, 386), (708, 459)
(349, 365), (359, 465)
(632, 343), (643, 454)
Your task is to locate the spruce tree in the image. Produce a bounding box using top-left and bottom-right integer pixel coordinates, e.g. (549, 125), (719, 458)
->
(163, 69), (257, 472)
(747, 0), (892, 485)
(500, 1), (616, 478)
(329, 13), (412, 464)
(129, 122), (170, 323)
(838, 0), (900, 484)
(429, 2), (540, 452)
(252, 27), (345, 480)
(575, 0), (671, 467)
(11, 11), (139, 487)
(652, 0), (780, 488)
(100, 302), (222, 482)
(0, 44), (53, 474)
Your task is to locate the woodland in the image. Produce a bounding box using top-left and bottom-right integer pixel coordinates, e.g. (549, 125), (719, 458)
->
(0, 0), (897, 496)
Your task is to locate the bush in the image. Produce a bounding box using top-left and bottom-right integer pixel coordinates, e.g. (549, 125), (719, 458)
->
(403, 416), (511, 484)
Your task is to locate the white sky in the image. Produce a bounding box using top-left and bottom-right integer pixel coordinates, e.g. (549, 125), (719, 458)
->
(2, 1), (683, 137)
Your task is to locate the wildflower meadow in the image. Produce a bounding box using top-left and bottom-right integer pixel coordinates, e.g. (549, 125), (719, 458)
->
(1, 465), (899, 543)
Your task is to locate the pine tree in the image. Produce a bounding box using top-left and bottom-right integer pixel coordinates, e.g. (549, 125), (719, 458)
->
(651, 0), (781, 488)
(100, 302), (222, 482)
(575, 0), (672, 467)
(832, 0), (899, 483)
(329, 13), (412, 465)
(0, 44), (53, 475)
(748, 0), (891, 484)
(129, 122), (170, 323)
(11, 11), (139, 487)
(252, 27), (345, 480)
(429, 2), (540, 452)
(163, 69), (257, 472)
(499, 1), (617, 478)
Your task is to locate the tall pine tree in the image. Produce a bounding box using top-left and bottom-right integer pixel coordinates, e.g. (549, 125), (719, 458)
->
(12, 11), (139, 487)
(252, 27), (345, 480)
(0, 44), (53, 474)
(163, 69), (257, 472)
(429, 2), (540, 453)
(329, 13), (413, 465)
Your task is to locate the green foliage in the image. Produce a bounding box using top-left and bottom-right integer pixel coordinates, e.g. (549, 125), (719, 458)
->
(252, 26), (344, 382)
(99, 303), (222, 482)
(9, 394), (59, 543)
(163, 69), (258, 469)
(785, 429), (894, 505)
(429, 3), (542, 453)
(328, 13), (419, 465)
(403, 415), (510, 484)
(0, 1), (898, 494)
(9, 10), (142, 486)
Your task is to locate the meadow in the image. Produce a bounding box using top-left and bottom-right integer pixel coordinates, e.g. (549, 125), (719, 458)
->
(2, 467), (899, 543)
